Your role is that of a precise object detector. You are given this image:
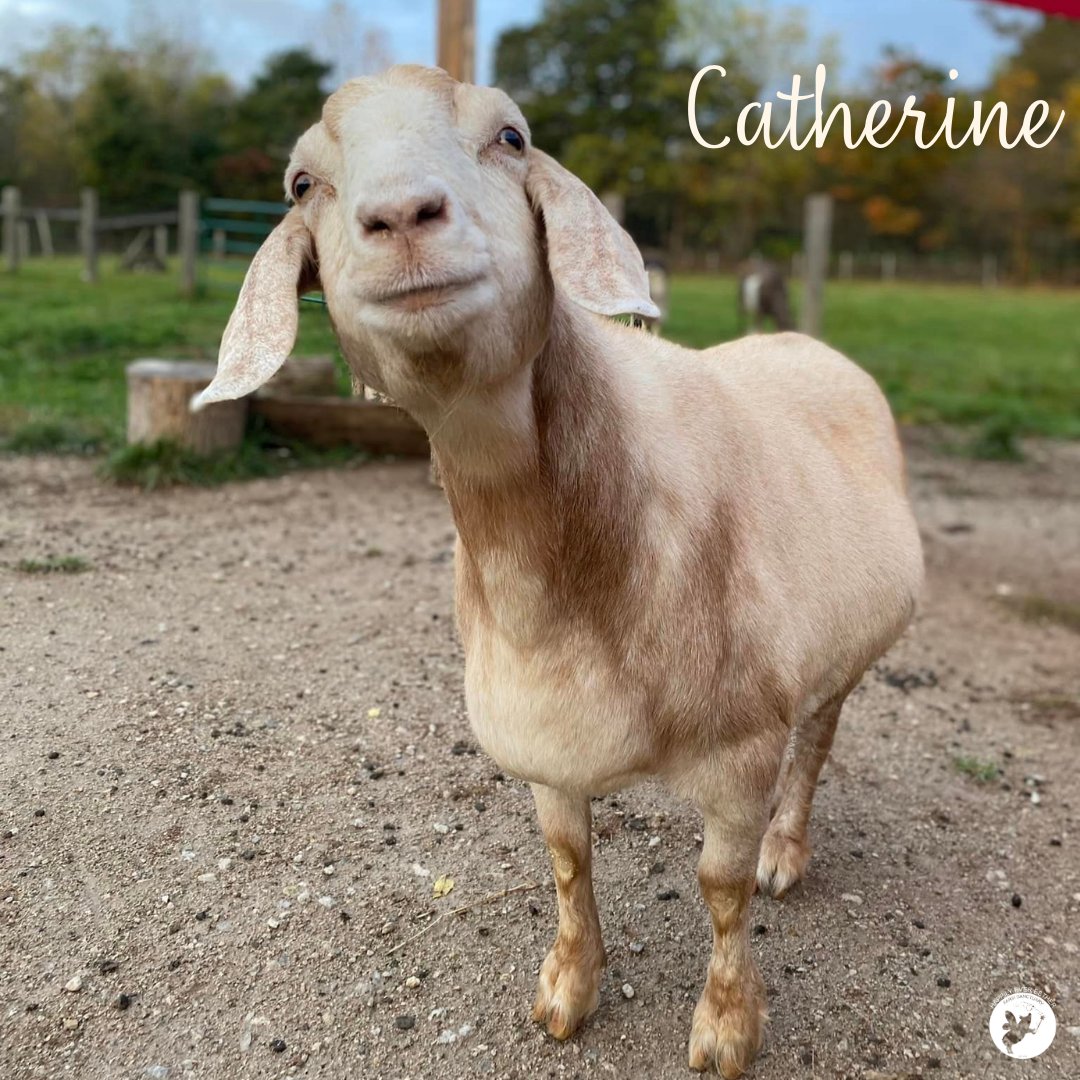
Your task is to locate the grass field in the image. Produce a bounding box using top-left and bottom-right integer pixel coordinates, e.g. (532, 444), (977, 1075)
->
(2, 258), (1078, 458)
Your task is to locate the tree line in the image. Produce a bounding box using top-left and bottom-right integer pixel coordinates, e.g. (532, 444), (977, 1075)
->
(1, 2), (1076, 278)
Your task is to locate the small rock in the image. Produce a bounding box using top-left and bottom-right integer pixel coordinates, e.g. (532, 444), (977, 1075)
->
(394, 1014), (415, 1031)
(270, 1039), (287, 1053)
(621, 983), (635, 999)
(473, 800), (487, 813)
(62, 1017), (79, 1030)
(841, 893), (863, 905)
(936, 976), (951, 988)
(656, 888), (680, 902)
(98, 959), (119, 975)
(649, 861), (665, 876)
(405, 976), (421, 989)
(117, 993), (132, 1010)
(629, 941), (645, 954)
(63, 976), (83, 993)
(1011, 893), (1022, 908)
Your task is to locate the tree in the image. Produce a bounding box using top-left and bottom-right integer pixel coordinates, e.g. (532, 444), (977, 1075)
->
(220, 49), (332, 200)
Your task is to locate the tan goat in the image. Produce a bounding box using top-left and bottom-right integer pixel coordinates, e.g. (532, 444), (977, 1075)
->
(194, 65), (924, 1077)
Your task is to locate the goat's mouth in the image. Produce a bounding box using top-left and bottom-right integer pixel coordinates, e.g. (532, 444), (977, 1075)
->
(372, 274), (487, 313)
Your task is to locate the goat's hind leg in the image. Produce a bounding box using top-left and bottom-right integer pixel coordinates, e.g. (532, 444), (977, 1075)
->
(530, 785), (605, 1040)
(757, 691), (847, 898)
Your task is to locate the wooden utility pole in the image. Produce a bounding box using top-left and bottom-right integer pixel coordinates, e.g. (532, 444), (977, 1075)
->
(799, 193), (833, 339)
(438, 0), (475, 83)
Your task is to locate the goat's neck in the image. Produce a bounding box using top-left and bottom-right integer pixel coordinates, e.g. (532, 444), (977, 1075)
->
(430, 301), (632, 564)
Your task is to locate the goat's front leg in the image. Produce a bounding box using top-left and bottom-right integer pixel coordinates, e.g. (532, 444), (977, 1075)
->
(689, 791), (771, 1077)
(530, 785), (605, 1040)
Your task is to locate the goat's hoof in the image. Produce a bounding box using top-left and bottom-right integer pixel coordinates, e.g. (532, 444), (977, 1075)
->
(531, 945), (603, 1040)
(755, 826), (810, 899)
(688, 977), (767, 1077)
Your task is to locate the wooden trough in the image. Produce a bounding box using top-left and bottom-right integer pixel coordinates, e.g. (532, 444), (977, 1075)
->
(125, 356), (429, 458)
(251, 396), (429, 457)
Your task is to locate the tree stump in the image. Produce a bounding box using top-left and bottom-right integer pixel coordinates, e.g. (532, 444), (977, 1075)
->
(126, 359), (247, 454)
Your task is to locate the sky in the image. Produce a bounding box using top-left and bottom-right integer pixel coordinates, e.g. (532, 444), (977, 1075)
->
(0, 0), (1040, 89)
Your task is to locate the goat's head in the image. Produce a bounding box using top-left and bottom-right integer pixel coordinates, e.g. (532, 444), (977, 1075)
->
(194, 65), (658, 416)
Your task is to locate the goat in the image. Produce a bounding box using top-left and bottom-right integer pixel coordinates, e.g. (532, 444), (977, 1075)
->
(193, 65), (923, 1077)
(737, 255), (794, 332)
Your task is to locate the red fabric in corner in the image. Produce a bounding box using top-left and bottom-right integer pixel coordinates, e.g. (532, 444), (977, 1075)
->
(987, 0), (1080, 18)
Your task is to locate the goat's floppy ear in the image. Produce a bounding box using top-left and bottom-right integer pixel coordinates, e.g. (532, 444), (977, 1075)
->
(192, 208), (319, 410)
(525, 149), (659, 320)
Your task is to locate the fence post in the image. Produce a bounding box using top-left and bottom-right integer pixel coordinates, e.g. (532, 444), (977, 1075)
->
(838, 251), (854, 279)
(80, 188), (99, 283)
(2, 186), (20, 272)
(799, 193), (832, 339)
(212, 228), (226, 260)
(178, 190), (199, 298)
(881, 252), (897, 282)
(17, 220), (30, 260)
(35, 210), (54, 258)
(981, 254), (998, 288)
(154, 224), (169, 263)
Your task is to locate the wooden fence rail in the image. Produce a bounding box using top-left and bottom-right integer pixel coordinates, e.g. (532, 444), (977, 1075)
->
(2, 185), (198, 292)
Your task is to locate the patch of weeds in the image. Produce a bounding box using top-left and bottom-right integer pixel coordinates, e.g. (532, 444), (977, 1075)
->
(998, 594), (1080, 635)
(1010, 693), (1080, 722)
(16, 555), (92, 575)
(953, 756), (1001, 783)
(3, 420), (104, 455)
(100, 424), (366, 490)
(961, 416), (1025, 462)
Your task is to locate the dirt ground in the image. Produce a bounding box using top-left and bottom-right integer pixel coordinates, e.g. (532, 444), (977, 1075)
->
(2, 435), (1078, 1080)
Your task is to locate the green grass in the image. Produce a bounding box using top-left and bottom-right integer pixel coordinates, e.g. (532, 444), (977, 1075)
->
(1, 259), (1078, 464)
(667, 275), (1080, 439)
(0, 257), (346, 452)
(100, 426), (366, 489)
(952, 756), (1002, 783)
(15, 555), (92, 574)
(998, 594), (1080, 635)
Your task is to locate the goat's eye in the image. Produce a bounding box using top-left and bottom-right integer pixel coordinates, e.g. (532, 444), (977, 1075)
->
(497, 127), (525, 153)
(291, 173), (315, 200)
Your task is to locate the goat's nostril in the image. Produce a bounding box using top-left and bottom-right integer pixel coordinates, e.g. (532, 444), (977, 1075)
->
(415, 198), (446, 227)
(364, 217), (392, 236)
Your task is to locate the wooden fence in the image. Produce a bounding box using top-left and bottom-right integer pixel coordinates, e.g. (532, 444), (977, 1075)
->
(1, 187), (288, 297)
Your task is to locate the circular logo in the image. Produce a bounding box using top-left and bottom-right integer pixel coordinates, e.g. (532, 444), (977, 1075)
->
(989, 989), (1057, 1059)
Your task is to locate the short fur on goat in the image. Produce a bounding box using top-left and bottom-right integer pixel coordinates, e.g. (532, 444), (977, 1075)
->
(197, 65), (923, 1078)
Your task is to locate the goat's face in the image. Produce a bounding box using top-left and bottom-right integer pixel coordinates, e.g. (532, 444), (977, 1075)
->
(194, 65), (658, 416)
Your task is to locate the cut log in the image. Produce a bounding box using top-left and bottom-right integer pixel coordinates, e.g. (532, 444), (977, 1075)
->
(258, 355), (339, 398)
(126, 359), (248, 454)
(251, 396), (429, 457)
